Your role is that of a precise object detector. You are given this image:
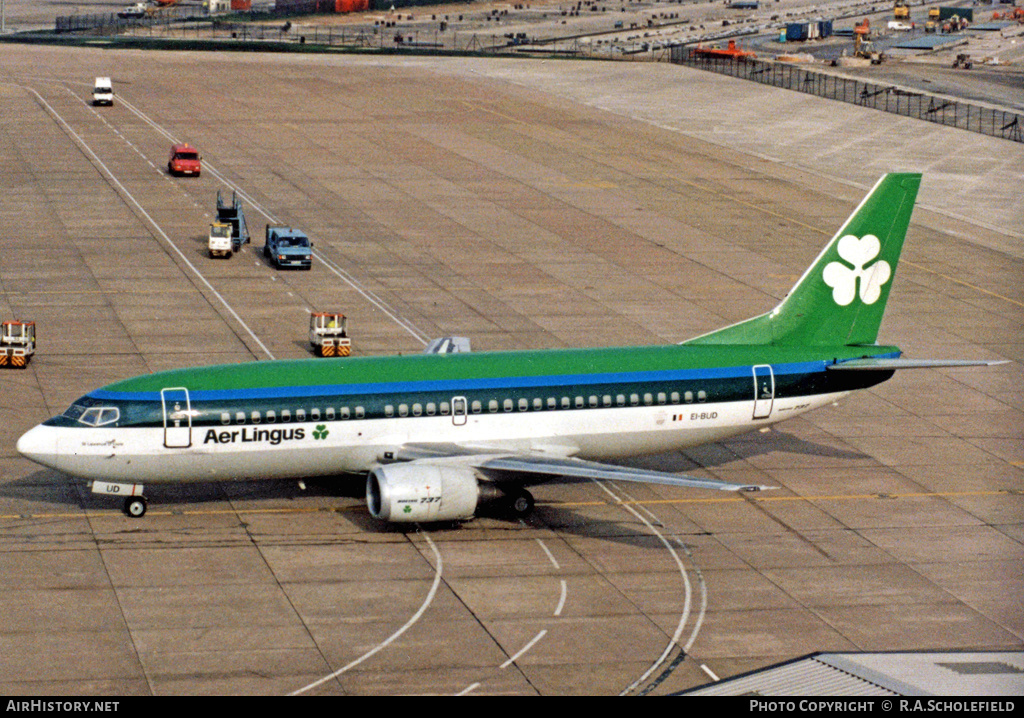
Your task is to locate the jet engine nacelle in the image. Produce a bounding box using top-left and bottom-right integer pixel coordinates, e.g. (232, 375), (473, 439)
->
(366, 464), (481, 523)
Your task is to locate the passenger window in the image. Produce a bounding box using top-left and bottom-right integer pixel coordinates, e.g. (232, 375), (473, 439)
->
(685, 391), (693, 403)
(412, 403), (422, 416)
(616, 395), (625, 407)
(311, 408), (321, 421)
(504, 399), (513, 412)
(643, 393), (653, 406)
(266, 410), (276, 423)
(341, 407), (350, 420)
(398, 404), (408, 417)
(282, 409), (292, 422)
(236, 412), (246, 425)
(575, 396), (584, 409)
(561, 397), (570, 409)
(221, 412), (230, 425)
(698, 390), (707, 403)
(630, 394), (639, 406)
(602, 395), (612, 407)
(471, 401), (481, 414)
(326, 408), (335, 421)
(671, 392), (680, 404)
(296, 409), (306, 422)
(547, 397), (556, 410)
(251, 411), (261, 424)
(657, 392), (666, 405)
(440, 402), (450, 416)
(533, 398), (543, 411)
(427, 402), (437, 415)
(385, 405), (395, 418)
(488, 400), (498, 413)
(588, 396), (598, 408)
(518, 398), (528, 412)
(355, 406), (365, 419)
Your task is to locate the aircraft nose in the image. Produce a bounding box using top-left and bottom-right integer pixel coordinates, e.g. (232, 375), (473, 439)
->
(16, 424), (58, 468)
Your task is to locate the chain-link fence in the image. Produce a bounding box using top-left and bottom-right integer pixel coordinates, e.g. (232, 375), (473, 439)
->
(55, 5), (204, 32)
(670, 46), (1023, 144)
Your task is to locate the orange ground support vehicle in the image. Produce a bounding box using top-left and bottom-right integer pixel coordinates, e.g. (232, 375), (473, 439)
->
(309, 312), (351, 357)
(168, 143), (201, 176)
(1, 320), (36, 368)
(692, 39), (756, 59)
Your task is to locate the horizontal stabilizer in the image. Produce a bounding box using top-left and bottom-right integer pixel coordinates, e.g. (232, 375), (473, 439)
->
(423, 336), (472, 354)
(827, 358), (1008, 371)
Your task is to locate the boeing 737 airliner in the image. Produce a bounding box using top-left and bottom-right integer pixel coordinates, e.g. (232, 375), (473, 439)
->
(16, 174), (1002, 523)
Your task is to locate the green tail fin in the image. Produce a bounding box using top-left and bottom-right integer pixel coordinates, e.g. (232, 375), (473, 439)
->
(685, 173), (921, 347)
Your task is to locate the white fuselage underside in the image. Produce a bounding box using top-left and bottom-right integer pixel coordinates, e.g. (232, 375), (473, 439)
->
(19, 391), (848, 484)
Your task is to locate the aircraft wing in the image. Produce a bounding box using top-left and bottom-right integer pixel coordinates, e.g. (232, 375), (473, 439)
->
(827, 358), (1008, 371)
(391, 444), (771, 492)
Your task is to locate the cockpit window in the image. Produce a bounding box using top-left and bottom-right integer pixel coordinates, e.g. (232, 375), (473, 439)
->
(76, 407), (120, 426)
(62, 404), (87, 422)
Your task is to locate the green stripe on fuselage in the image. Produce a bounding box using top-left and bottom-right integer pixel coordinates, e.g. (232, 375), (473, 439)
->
(97, 343), (899, 395)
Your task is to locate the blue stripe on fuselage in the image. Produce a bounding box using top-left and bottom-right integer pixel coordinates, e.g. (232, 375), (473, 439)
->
(88, 359), (836, 403)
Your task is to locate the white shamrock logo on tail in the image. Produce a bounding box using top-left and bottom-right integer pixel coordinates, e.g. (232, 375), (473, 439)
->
(822, 234), (891, 306)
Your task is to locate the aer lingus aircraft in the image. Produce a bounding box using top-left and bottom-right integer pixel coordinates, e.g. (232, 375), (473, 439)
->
(17, 173), (1002, 522)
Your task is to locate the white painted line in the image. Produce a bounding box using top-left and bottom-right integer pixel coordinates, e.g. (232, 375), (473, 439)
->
(700, 663), (720, 682)
(674, 537), (709, 654)
(24, 86), (275, 361)
(595, 481), (695, 696)
(499, 629), (547, 669)
(536, 538), (560, 569)
(554, 579), (567, 618)
(289, 531), (444, 696)
(456, 683), (480, 695)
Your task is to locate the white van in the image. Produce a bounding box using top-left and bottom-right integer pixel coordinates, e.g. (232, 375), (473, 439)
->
(93, 77), (113, 106)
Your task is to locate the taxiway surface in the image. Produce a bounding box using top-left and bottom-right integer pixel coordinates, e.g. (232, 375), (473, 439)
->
(0, 45), (1021, 695)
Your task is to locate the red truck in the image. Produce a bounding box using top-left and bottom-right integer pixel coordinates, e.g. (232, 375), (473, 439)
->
(168, 143), (201, 177)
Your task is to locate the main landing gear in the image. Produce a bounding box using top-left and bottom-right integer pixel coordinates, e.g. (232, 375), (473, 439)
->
(90, 480), (147, 517)
(507, 488), (535, 518)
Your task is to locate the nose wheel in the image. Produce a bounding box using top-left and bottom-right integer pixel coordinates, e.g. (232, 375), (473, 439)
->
(123, 496), (148, 518)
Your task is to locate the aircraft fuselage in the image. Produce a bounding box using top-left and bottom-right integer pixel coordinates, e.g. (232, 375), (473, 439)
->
(17, 342), (897, 485)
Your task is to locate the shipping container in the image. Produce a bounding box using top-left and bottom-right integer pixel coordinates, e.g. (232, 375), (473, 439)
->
(938, 6), (973, 21)
(786, 22), (809, 41)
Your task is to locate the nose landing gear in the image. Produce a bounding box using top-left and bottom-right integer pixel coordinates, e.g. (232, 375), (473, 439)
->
(123, 496), (148, 518)
(90, 480), (147, 517)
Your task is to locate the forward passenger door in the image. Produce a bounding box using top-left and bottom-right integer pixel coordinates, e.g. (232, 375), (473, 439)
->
(161, 387), (193, 448)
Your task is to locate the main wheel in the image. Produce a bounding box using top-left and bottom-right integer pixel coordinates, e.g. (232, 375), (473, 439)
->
(123, 496), (148, 518)
(508, 489), (535, 518)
